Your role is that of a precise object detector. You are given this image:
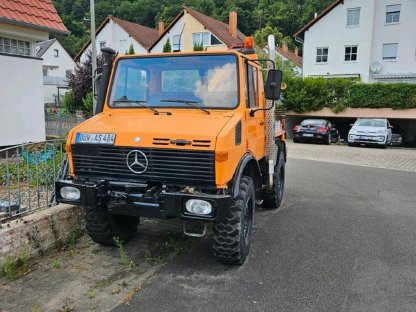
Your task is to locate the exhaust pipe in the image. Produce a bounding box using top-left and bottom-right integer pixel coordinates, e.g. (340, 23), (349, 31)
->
(94, 47), (116, 115)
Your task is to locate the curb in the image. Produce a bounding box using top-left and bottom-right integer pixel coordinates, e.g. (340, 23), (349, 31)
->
(0, 204), (84, 262)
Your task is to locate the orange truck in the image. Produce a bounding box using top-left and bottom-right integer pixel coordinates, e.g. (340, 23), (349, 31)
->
(56, 36), (286, 265)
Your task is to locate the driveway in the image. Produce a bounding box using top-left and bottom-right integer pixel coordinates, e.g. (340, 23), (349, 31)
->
(113, 158), (416, 312)
(288, 141), (416, 172)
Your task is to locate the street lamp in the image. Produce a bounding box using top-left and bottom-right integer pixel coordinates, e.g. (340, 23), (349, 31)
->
(90, 0), (97, 113)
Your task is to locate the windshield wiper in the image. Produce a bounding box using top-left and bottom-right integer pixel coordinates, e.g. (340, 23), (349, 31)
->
(160, 99), (210, 115)
(112, 96), (159, 114)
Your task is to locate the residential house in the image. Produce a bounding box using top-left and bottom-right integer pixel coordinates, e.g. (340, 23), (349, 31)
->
(295, 0), (416, 83)
(76, 16), (159, 62)
(149, 7), (245, 53)
(286, 0), (416, 142)
(0, 0), (68, 146)
(274, 43), (303, 74)
(36, 38), (75, 105)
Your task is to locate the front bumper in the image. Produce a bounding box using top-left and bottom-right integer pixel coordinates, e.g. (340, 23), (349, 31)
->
(348, 134), (386, 145)
(55, 180), (232, 222)
(294, 132), (329, 142)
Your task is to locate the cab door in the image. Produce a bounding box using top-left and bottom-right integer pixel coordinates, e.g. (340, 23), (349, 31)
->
(244, 61), (265, 159)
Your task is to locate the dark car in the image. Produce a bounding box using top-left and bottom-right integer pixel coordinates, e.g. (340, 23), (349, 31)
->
(293, 119), (339, 145)
(390, 133), (403, 147)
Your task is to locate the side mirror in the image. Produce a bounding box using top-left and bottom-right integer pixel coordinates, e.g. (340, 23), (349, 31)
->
(265, 69), (283, 100)
(94, 73), (102, 100)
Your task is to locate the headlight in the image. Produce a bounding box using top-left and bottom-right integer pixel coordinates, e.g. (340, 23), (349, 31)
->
(60, 186), (81, 200)
(185, 199), (212, 215)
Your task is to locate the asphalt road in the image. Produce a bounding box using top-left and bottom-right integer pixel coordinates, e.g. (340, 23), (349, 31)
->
(113, 159), (416, 312)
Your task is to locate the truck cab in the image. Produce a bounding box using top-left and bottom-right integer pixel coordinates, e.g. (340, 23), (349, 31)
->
(56, 39), (286, 265)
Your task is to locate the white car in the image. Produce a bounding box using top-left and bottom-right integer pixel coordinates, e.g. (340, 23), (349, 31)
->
(348, 118), (392, 148)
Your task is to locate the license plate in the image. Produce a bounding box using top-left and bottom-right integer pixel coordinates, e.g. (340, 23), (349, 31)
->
(302, 133), (313, 137)
(360, 136), (372, 140)
(75, 133), (115, 144)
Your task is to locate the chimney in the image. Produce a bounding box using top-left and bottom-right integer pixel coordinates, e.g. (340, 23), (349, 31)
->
(295, 47), (299, 56)
(158, 21), (165, 35)
(282, 43), (288, 52)
(229, 11), (237, 38)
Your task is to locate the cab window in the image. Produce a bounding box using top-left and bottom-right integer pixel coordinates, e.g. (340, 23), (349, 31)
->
(245, 64), (258, 108)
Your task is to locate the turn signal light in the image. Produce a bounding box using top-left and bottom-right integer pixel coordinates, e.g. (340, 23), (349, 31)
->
(215, 151), (228, 162)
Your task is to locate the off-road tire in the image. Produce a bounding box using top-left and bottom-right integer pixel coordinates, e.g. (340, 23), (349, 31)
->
(85, 205), (139, 246)
(262, 149), (285, 209)
(213, 176), (255, 265)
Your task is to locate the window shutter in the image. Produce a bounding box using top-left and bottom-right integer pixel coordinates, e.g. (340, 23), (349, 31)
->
(382, 43), (398, 58)
(386, 4), (401, 12)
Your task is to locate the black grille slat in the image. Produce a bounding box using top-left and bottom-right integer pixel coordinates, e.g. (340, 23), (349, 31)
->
(71, 145), (215, 185)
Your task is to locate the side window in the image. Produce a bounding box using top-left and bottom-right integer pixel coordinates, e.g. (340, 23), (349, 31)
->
(245, 64), (258, 108)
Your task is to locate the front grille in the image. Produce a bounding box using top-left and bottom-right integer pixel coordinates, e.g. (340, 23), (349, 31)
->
(71, 145), (215, 186)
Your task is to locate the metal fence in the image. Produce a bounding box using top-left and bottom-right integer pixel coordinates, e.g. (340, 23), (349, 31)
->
(0, 140), (68, 222)
(45, 113), (84, 137)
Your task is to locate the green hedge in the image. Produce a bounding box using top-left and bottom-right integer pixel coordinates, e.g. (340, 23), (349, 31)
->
(282, 78), (416, 113)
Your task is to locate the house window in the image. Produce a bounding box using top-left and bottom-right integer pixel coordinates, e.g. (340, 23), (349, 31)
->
(316, 47), (328, 63)
(386, 5), (401, 23)
(172, 35), (181, 51)
(347, 8), (360, 26)
(0, 36), (31, 56)
(66, 70), (72, 78)
(345, 46), (358, 61)
(382, 43), (398, 60)
(192, 32), (222, 47)
(100, 41), (106, 49)
(54, 49), (59, 57)
(43, 68), (48, 76)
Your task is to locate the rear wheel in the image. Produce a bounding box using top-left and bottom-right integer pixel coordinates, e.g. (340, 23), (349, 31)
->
(213, 176), (254, 265)
(85, 204), (139, 246)
(262, 149), (285, 210)
(325, 133), (332, 145)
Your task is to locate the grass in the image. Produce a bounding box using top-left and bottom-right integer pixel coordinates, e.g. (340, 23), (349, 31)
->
(0, 248), (30, 280)
(52, 259), (61, 269)
(87, 289), (97, 299)
(113, 237), (136, 271)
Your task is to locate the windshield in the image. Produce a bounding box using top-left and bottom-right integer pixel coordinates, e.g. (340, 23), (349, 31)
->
(355, 119), (386, 127)
(108, 55), (238, 109)
(301, 119), (326, 126)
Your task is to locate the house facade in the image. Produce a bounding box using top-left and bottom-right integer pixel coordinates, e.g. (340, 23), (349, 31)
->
(76, 16), (159, 62)
(0, 0), (68, 146)
(36, 39), (75, 105)
(149, 7), (245, 53)
(295, 0), (416, 83)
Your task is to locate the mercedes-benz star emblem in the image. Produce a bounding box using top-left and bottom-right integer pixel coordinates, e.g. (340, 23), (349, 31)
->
(126, 150), (148, 174)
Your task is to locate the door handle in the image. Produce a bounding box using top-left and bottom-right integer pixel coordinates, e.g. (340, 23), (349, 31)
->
(260, 121), (264, 126)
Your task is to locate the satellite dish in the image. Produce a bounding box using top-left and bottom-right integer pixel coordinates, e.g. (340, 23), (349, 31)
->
(370, 61), (382, 73)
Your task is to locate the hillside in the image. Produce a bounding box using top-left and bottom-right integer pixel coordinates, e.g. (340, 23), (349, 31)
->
(52, 0), (333, 57)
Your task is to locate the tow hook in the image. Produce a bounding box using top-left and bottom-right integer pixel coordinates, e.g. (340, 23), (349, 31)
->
(183, 220), (208, 238)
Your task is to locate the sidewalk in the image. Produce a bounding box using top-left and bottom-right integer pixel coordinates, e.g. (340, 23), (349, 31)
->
(0, 218), (195, 312)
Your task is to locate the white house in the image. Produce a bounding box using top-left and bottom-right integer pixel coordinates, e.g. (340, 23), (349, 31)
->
(295, 0), (416, 83)
(36, 39), (75, 105)
(149, 7), (245, 53)
(76, 16), (159, 62)
(0, 0), (68, 146)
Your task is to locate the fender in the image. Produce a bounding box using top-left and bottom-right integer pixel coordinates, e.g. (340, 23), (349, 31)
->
(231, 152), (262, 199)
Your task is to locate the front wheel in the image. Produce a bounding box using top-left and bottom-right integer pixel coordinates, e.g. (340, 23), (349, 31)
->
(213, 176), (255, 265)
(85, 204), (139, 246)
(262, 148), (285, 209)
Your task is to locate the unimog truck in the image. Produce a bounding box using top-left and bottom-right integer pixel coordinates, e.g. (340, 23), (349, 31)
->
(56, 36), (286, 265)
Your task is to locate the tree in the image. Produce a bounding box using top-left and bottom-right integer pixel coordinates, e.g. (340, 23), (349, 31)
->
(163, 39), (172, 52)
(253, 25), (283, 48)
(126, 43), (135, 54)
(67, 52), (104, 113)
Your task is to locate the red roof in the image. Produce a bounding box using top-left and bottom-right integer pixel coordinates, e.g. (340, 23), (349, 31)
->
(0, 0), (68, 33)
(276, 46), (302, 68)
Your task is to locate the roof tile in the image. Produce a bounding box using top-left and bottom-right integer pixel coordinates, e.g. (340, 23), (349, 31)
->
(0, 0), (68, 33)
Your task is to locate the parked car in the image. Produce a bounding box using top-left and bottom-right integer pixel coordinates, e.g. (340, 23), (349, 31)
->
(390, 133), (403, 147)
(348, 118), (392, 148)
(293, 119), (339, 145)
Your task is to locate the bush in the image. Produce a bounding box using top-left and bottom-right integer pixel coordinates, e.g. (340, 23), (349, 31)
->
(63, 90), (82, 114)
(82, 91), (94, 117)
(193, 41), (204, 51)
(163, 39), (171, 52)
(282, 78), (416, 113)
